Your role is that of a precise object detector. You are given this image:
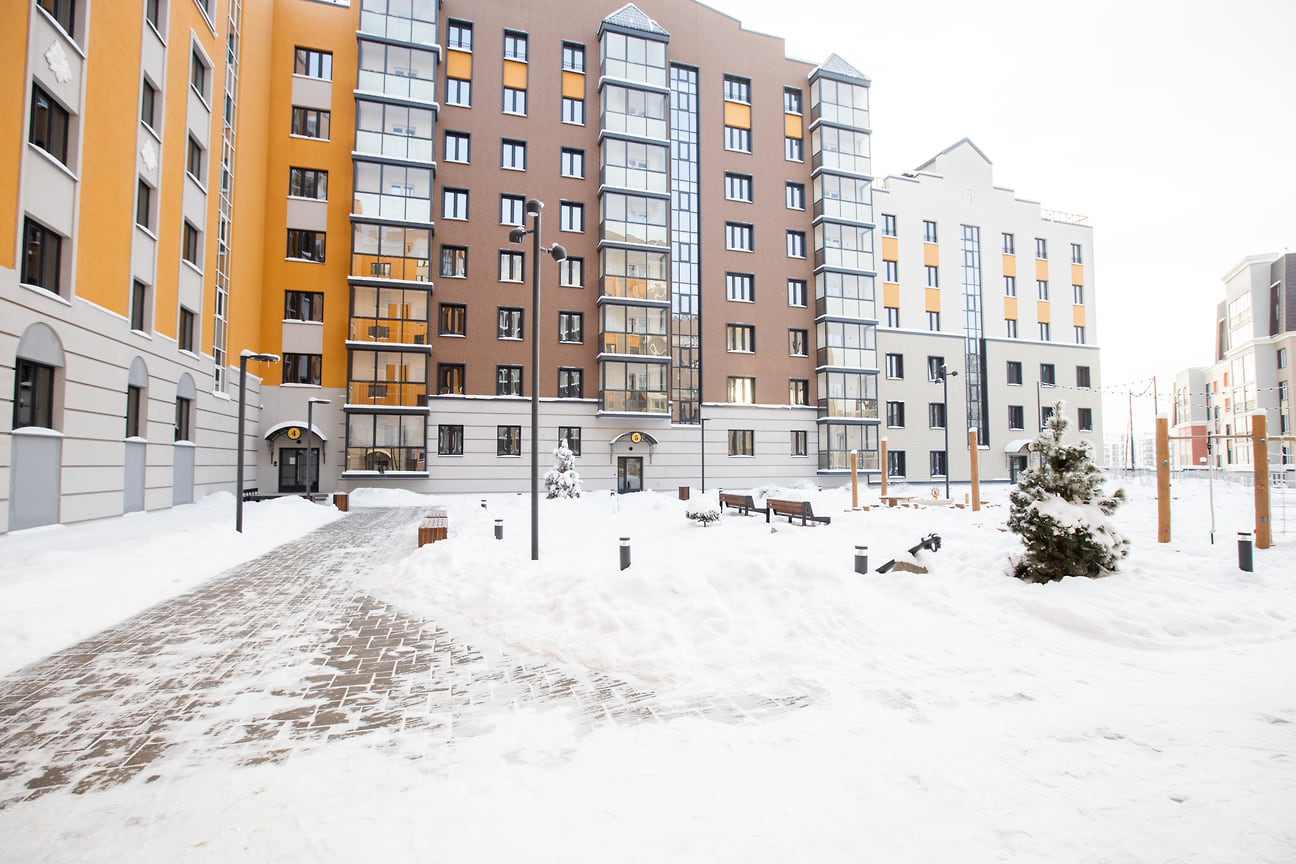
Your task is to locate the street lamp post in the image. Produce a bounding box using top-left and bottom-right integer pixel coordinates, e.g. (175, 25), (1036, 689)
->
(305, 397), (330, 499)
(937, 365), (959, 499)
(699, 417), (708, 493)
(235, 351), (280, 533)
(508, 199), (566, 561)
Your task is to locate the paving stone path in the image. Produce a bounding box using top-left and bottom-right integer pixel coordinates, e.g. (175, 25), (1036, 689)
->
(0, 507), (807, 809)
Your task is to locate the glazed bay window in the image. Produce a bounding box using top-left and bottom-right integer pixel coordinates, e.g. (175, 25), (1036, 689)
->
(287, 229), (325, 262)
(726, 376), (755, 403)
(358, 41), (435, 102)
(30, 84), (70, 166)
(352, 223), (431, 282)
(439, 303), (466, 336)
(291, 107), (330, 139)
(497, 307), (523, 340)
(349, 284), (430, 344)
(817, 370), (878, 419)
(728, 429), (754, 457)
(13, 359), (55, 429)
(815, 222), (873, 271)
(284, 290), (324, 322)
(558, 256), (584, 288)
(726, 324), (755, 353)
(813, 270), (875, 326)
(499, 250), (525, 283)
(558, 368), (584, 398)
(601, 248), (667, 301)
(815, 320), (875, 368)
(558, 426), (582, 455)
(346, 414), (426, 473)
(497, 425), (522, 456)
(289, 167), (328, 200)
(601, 139), (668, 194)
(438, 425), (464, 455)
(600, 304), (668, 356)
(349, 350), (427, 405)
(817, 423), (878, 471)
(810, 76), (869, 129)
(813, 174), (872, 224)
(437, 363), (465, 394)
(601, 84), (668, 139)
(497, 365), (523, 397)
(603, 193), (667, 247)
(558, 311), (583, 343)
(440, 245), (467, 278)
(360, 0), (437, 42)
(282, 352), (323, 386)
(601, 31), (667, 88)
(811, 125), (870, 176)
(354, 162), (432, 222)
(600, 361), (668, 413)
(355, 100), (433, 161)
(294, 47), (333, 80)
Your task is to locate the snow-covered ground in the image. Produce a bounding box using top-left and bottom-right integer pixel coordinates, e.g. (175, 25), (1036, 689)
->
(1, 475), (1294, 862)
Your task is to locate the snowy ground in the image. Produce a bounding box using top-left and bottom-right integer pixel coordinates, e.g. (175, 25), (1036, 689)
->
(1, 475), (1294, 862)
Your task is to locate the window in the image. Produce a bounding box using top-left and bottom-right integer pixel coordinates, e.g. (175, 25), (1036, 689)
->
(726, 376), (755, 403)
(927, 311), (940, 331)
(497, 425), (522, 456)
(881, 214), (897, 237)
(561, 97), (585, 125)
(1279, 348), (1288, 369)
(440, 245), (467, 278)
(728, 429), (754, 457)
(439, 303), (466, 336)
(437, 363), (465, 395)
(500, 194), (525, 225)
(287, 229), (325, 262)
(558, 426), (582, 455)
(174, 396), (192, 442)
(791, 430), (807, 456)
(1002, 233), (1015, 254)
(294, 48), (333, 80)
(130, 280), (149, 330)
(289, 167), (327, 200)
(1040, 363), (1056, 385)
(503, 29), (527, 60)
(126, 385), (143, 438)
(446, 78), (471, 107)
(1008, 405), (1024, 430)
(929, 402), (946, 429)
(884, 260), (898, 282)
(190, 50), (209, 101)
(36, 0), (75, 34)
(923, 221), (938, 243)
(562, 42), (585, 72)
(1078, 407), (1093, 431)
(141, 80), (157, 128)
(1071, 243), (1083, 264)
(447, 19), (472, 50)
(789, 379), (808, 406)
(885, 353), (903, 379)
(444, 131), (470, 163)
(183, 137), (205, 183)
(788, 328), (808, 356)
(443, 188), (469, 220)
(927, 356), (945, 381)
(499, 251), (524, 282)
(886, 401), (905, 427)
(1074, 326), (1086, 345)
(924, 265), (939, 288)
(14, 359), (55, 429)
(726, 222), (753, 252)
(726, 324), (755, 353)
(497, 307), (523, 339)
(783, 87), (802, 113)
(503, 87), (527, 115)
(1076, 365), (1092, 388)
(723, 75), (750, 103)
(501, 139), (526, 170)
(559, 201), (584, 233)
(438, 425), (464, 455)
(29, 84), (69, 165)
(724, 173), (753, 202)
(561, 148), (584, 178)
(787, 279), (807, 307)
(1035, 237), (1047, 259)
(786, 231), (806, 259)
(726, 272), (753, 302)
(1037, 280), (1049, 301)
(785, 137), (803, 162)
(1073, 284), (1084, 305)
(886, 307), (900, 328)
(558, 368), (583, 398)
(178, 307), (195, 352)
(785, 182), (805, 210)
(1040, 405), (1055, 428)
(724, 126), (751, 153)
(282, 353), (322, 385)
(930, 450), (947, 477)
(558, 311), (583, 343)
(182, 221), (201, 267)
(1007, 361), (1022, 385)
(559, 257), (584, 288)
(497, 365), (523, 396)
(291, 107), (330, 139)
(285, 291), (324, 322)
(1039, 322), (1051, 341)
(1005, 318), (1018, 338)
(887, 450), (907, 478)
(135, 180), (153, 230)
(1004, 275), (1016, 296)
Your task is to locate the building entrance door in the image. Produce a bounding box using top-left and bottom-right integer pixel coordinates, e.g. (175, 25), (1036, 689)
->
(278, 447), (319, 494)
(1009, 455), (1029, 483)
(617, 456), (643, 494)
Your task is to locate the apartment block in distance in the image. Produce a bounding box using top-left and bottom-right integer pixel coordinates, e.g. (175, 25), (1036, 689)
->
(873, 139), (1103, 484)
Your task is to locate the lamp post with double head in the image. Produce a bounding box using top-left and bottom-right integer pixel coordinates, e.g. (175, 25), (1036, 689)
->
(936, 364), (959, 499)
(508, 199), (567, 561)
(305, 397), (330, 498)
(235, 351), (280, 532)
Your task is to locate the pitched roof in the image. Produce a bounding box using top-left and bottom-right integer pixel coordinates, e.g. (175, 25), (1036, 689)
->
(914, 137), (992, 173)
(813, 53), (870, 85)
(602, 3), (670, 37)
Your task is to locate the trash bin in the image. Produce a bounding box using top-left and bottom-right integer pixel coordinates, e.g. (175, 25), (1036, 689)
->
(333, 492), (349, 512)
(679, 485), (690, 500)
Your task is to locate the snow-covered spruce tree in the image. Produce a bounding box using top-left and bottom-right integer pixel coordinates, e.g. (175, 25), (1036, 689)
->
(1008, 401), (1128, 583)
(543, 439), (583, 499)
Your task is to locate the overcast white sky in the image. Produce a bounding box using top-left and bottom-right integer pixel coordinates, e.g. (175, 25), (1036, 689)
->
(702, 0), (1296, 428)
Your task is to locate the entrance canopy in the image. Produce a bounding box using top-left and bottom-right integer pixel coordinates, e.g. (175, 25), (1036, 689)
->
(1004, 438), (1032, 453)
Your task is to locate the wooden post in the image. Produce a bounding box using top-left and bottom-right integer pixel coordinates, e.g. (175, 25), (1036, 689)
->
(850, 450), (859, 510)
(1253, 412), (1271, 549)
(1156, 416), (1170, 543)
(968, 427), (980, 511)
(880, 438), (888, 498)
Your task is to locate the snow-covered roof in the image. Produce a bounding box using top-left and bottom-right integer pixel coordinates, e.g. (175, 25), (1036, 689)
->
(601, 3), (670, 37)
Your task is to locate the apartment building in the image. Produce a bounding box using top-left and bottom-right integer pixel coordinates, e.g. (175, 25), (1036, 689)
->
(2, 0), (1106, 532)
(873, 140), (1103, 483)
(1170, 367), (1209, 470)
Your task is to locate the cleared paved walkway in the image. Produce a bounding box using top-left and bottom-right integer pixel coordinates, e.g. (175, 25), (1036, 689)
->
(0, 507), (806, 809)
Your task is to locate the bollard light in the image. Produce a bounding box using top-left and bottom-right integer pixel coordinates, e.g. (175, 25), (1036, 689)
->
(620, 536), (631, 571)
(481, 498), (487, 509)
(1238, 531), (1253, 572)
(495, 519), (504, 541)
(854, 545), (869, 575)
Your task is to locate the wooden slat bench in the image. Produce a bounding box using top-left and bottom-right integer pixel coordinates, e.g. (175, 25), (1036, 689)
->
(417, 507), (449, 547)
(765, 498), (831, 526)
(719, 491), (764, 516)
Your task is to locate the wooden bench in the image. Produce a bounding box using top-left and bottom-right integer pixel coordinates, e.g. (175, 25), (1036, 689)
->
(417, 507), (448, 547)
(765, 498), (831, 526)
(719, 491), (764, 516)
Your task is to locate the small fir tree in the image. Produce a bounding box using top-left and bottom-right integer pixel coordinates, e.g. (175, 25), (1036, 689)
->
(543, 439), (582, 499)
(1008, 401), (1128, 583)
